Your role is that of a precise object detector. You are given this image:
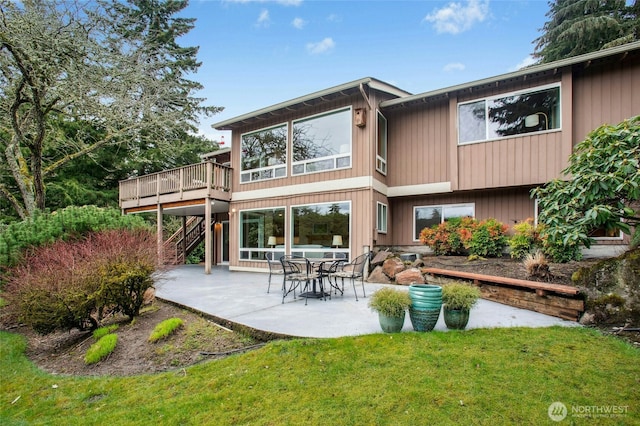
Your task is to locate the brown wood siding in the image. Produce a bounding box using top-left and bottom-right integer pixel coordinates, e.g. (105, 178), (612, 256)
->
(572, 54), (640, 143)
(390, 189), (535, 246)
(457, 131), (564, 190)
(385, 100), (451, 187)
(229, 188), (373, 269)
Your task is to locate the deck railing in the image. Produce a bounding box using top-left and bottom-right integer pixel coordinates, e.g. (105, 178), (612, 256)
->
(119, 161), (232, 202)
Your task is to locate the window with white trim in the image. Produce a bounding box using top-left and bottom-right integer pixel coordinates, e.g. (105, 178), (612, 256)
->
(413, 204), (475, 241)
(377, 202), (388, 233)
(292, 107), (351, 175)
(291, 202), (350, 259)
(240, 124), (287, 183)
(239, 208), (285, 260)
(377, 111), (387, 174)
(458, 84), (560, 145)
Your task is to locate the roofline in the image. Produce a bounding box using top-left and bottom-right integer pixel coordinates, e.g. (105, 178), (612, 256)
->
(381, 41), (640, 109)
(212, 77), (411, 130)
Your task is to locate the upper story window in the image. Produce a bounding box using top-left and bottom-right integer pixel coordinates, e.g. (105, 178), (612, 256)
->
(377, 111), (387, 175)
(292, 107), (351, 175)
(458, 83), (561, 145)
(240, 124), (287, 183)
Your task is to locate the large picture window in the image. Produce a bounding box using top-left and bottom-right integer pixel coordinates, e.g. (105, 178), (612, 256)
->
(240, 124), (287, 183)
(239, 208), (285, 261)
(458, 84), (560, 144)
(292, 202), (350, 258)
(414, 204), (474, 241)
(292, 108), (351, 175)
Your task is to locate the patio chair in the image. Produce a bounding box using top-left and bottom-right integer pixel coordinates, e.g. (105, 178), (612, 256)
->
(280, 255), (322, 305)
(328, 252), (371, 301)
(265, 252), (284, 293)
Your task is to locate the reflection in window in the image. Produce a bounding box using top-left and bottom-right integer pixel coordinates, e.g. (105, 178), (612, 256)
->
(241, 124), (287, 183)
(292, 108), (351, 175)
(414, 204), (475, 240)
(377, 111), (387, 174)
(377, 202), (388, 233)
(292, 202), (350, 258)
(458, 84), (560, 144)
(239, 208), (285, 261)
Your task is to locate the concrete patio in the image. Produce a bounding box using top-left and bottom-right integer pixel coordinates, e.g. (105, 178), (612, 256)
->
(155, 265), (580, 339)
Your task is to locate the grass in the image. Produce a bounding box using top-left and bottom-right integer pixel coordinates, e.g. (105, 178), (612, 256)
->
(84, 334), (118, 365)
(148, 317), (184, 343)
(1, 327), (638, 425)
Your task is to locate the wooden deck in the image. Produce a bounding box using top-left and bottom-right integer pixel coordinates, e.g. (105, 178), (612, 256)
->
(119, 161), (232, 213)
(423, 267), (585, 321)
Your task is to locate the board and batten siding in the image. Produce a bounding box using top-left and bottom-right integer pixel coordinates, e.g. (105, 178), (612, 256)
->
(390, 189), (536, 247)
(572, 53), (640, 143)
(385, 100), (451, 188)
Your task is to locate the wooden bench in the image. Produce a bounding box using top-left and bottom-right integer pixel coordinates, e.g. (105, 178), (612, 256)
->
(422, 267), (584, 321)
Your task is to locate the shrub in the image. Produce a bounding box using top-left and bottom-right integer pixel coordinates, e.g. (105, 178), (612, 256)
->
(442, 282), (481, 311)
(3, 228), (166, 334)
(508, 218), (544, 259)
(148, 317), (184, 342)
(420, 217), (508, 258)
(419, 217), (473, 256)
(84, 333), (118, 365)
(466, 218), (508, 258)
(0, 205), (149, 272)
(368, 287), (412, 317)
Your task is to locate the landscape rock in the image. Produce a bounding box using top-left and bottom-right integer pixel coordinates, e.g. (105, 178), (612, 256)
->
(382, 257), (405, 279)
(395, 268), (426, 286)
(367, 266), (393, 284)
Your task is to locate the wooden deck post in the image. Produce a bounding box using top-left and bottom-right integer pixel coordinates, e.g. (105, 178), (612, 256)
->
(204, 198), (212, 274)
(157, 204), (164, 264)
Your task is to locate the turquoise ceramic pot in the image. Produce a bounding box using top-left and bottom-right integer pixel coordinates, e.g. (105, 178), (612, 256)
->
(443, 307), (471, 330)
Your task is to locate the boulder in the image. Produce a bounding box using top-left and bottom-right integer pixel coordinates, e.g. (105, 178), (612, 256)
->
(382, 257), (406, 279)
(370, 250), (393, 267)
(395, 268), (426, 286)
(367, 266), (393, 284)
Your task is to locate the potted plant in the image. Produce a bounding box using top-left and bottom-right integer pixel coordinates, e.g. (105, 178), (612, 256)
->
(441, 281), (481, 330)
(368, 287), (412, 333)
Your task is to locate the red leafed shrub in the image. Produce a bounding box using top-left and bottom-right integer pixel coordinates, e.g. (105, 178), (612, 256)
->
(419, 217), (508, 257)
(3, 229), (167, 334)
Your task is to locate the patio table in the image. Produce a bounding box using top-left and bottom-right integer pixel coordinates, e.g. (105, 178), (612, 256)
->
(302, 258), (345, 298)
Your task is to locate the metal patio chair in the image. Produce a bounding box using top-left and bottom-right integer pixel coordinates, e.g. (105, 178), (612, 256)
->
(265, 252), (284, 293)
(328, 252), (370, 301)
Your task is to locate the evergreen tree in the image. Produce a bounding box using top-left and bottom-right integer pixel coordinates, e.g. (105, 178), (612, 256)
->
(533, 0), (639, 63)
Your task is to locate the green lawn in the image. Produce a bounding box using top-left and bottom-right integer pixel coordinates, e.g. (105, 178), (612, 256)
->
(1, 327), (638, 425)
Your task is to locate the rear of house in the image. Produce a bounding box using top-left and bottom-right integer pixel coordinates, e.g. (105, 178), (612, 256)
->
(119, 42), (640, 272)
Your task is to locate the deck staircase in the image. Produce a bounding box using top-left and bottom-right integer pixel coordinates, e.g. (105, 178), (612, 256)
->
(164, 217), (211, 264)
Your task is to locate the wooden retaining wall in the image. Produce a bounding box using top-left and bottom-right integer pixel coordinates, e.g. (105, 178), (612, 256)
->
(422, 267), (585, 321)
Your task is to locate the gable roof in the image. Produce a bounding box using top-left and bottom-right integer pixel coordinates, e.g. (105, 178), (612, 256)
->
(212, 77), (411, 131)
(381, 41), (640, 111)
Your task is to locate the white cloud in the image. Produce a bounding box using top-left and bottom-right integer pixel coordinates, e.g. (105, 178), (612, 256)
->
(306, 37), (335, 54)
(424, 0), (490, 35)
(327, 13), (342, 23)
(256, 9), (270, 27)
(511, 55), (537, 71)
(443, 62), (465, 72)
(292, 17), (306, 29)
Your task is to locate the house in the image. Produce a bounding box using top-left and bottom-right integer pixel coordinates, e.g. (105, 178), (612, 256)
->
(119, 41), (640, 273)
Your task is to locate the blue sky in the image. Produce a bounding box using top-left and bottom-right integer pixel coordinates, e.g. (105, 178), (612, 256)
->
(180, 0), (550, 144)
